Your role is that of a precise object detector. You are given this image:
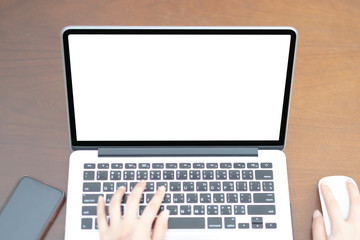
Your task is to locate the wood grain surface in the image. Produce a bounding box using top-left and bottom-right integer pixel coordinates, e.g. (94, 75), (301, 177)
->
(0, 1), (359, 239)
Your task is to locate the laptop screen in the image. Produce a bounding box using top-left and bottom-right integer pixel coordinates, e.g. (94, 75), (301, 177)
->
(62, 28), (297, 148)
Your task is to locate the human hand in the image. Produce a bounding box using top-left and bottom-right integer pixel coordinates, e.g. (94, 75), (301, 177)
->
(312, 180), (360, 240)
(97, 181), (169, 240)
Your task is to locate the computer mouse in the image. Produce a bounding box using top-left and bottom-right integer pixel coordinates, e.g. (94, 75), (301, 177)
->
(318, 176), (357, 236)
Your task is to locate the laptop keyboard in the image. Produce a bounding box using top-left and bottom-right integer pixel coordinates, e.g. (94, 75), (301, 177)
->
(81, 161), (276, 230)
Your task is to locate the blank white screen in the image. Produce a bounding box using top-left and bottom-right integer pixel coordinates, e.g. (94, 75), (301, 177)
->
(68, 34), (290, 141)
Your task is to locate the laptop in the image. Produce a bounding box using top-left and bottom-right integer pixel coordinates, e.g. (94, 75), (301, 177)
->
(62, 26), (297, 240)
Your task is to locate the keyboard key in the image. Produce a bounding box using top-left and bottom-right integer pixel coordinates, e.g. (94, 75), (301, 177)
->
(221, 205), (232, 215)
(123, 171), (135, 180)
(250, 182), (261, 191)
(95, 218), (98, 229)
(206, 163), (218, 169)
(224, 217), (236, 228)
(261, 163), (272, 168)
(83, 171), (95, 180)
(234, 163), (245, 168)
(193, 205), (205, 215)
(145, 182), (154, 191)
(129, 182), (138, 191)
(255, 170), (273, 180)
(196, 182), (207, 191)
(168, 217), (205, 229)
(111, 163), (123, 169)
(116, 182), (127, 190)
(223, 182), (235, 191)
(103, 182), (114, 192)
(189, 170), (201, 179)
(216, 170), (227, 180)
(220, 163), (232, 168)
(253, 193), (275, 203)
(82, 194), (103, 204)
(98, 163), (109, 169)
(193, 163), (204, 168)
(213, 193), (224, 203)
(252, 223), (263, 228)
(152, 163), (164, 169)
(170, 182), (181, 191)
(105, 194), (113, 203)
(252, 217), (263, 224)
(176, 170), (187, 180)
(207, 205), (219, 215)
(180, 205), (191, 215)
(83, 182), (100, 192)
(229, 170), (240, 180)
(242, 170), (253, 180)
(125, 163), (136, 169)
(234, 205), (245, 215)
(252, 217), (263, 229)
(236, 182), (248, 191)
(82, 206), (97, 215)
(248, 205), (276, 215)
(173, 193), (184, 203)
(167, 205), (178, 215)
(150, 171), (161, 180)
(200, 193), (211, 203)
(208, 217), (222, 228)
(137, 170), (148, 180)
(209, 182), (221, 191)
(166, 163), (178, 169)
(139, 163), (150, 169)
(84, 163), (95, 169)
(156, 182), (168, 191)
(240, 193), (251, 203)
(247, 163), (259, 168)
(146, 194), (154, 203)
(203, 170), (214, 180)
(97, 171), (108, 180)
(238, 223), (250, 229)
(110, 171), (121, 180)
(81, 218), (92, 229)
(263, 181), (274, 191)
(82, 205), (108, 216)
(162, 193), (171, 203)
(226, 193), (238, 203)
(186, 193), (198, 203)
(179, 163), (191, 168)
(266, 223), (277, 229)
(183, 182), (194, 191)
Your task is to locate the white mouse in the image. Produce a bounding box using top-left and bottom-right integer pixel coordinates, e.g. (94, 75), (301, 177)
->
(318, 176), (357, 236)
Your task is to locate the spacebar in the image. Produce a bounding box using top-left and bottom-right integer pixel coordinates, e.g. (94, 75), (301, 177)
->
(168, 217), (206, 229)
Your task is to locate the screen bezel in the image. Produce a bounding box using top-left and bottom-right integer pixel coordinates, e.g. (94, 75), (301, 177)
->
(62, 27), (297, 150)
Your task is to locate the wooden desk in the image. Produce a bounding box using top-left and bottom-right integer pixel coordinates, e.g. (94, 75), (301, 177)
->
(0, 1), (359, 239)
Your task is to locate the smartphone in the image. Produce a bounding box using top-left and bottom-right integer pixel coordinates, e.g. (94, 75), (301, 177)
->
(0, 176), (65, 240)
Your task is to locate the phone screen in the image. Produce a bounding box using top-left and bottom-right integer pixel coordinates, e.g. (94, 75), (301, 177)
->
(0, 176), (64, 240)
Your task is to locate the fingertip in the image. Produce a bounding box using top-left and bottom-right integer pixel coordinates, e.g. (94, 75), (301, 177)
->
(152, 209), (169, 240)
(313, 209), (322, 219)
(162, 209), (170, 220)
(312, 210), (326, 240)
(346, 179), (359, 190)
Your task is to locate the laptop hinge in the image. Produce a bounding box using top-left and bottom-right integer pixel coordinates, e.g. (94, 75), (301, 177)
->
(98, 147), (258, 157)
